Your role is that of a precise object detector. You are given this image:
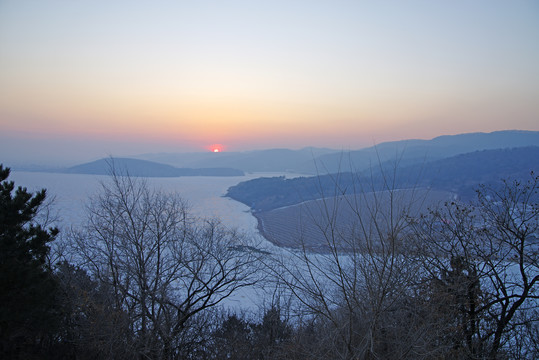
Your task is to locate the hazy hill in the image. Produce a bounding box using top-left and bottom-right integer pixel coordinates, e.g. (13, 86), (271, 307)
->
(134, 131), (539, 175)
(64, 158), (245, 177)
(307, 130), (539, 174)
(135, 147), (338, 173)
(227, 146), (539, 211)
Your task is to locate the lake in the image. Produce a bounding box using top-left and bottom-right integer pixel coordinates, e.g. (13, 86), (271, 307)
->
(9, 171), (296, 246)
(9, 170), (297, 311)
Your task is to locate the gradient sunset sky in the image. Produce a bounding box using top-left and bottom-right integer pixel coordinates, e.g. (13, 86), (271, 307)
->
(1, 1), (539, 164)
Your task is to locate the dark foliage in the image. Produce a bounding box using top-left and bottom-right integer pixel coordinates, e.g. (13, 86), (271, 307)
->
(209, 307), (292, 360)
(53, 261), (135, 359)
(0, 164), (60, 358)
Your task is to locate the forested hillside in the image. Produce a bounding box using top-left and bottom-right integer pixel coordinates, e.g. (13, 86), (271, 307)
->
(227, 146), (539, 211)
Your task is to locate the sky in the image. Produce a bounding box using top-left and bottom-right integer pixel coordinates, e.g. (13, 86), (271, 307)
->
(1, 0), (539, 165)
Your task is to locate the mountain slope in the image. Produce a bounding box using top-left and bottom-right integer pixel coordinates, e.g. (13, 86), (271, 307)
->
(308, 130), (539, 174)
(64, 158), (245, 177)
(130, 131), (539, 174)
(227, 146), (539, 211)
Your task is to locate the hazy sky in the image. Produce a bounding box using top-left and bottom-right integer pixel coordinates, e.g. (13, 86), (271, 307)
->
(1, 1), (539, 164)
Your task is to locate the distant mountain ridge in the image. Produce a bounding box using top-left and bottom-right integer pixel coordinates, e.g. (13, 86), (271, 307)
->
(226, 146), (539, 211)
(132, 130), (539, 174)
(309, 130), (539, 174)
(64, 158), (244, 177)
(135, 147), (337, 173)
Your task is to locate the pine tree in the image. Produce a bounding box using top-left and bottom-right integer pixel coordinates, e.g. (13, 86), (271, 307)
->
(0, 164), (59, 357)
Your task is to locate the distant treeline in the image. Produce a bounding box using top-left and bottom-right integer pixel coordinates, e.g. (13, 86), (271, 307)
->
(227, 147), (539, 211)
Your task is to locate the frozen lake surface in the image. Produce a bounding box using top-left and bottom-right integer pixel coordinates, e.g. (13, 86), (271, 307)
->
(9, 171), (301, 311)
(10, 171), (292, 237)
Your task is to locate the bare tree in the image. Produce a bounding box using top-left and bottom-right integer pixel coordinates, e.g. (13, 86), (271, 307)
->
(409, 172), (539, 358)
(266, 161), (436, 359)
(72, 170), (261, 359)
(268, 168), (539, 359)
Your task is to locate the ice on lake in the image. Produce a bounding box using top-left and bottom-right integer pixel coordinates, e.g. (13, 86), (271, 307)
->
(10, 170), (301, 245)
(9, 171), (302, 311)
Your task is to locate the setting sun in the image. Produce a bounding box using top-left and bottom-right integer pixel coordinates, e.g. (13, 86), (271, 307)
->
(208, 143), (224, 153)
(1, 1), (538, 163)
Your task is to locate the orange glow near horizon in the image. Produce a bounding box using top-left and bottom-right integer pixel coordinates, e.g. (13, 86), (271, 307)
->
(1, 1), (539, 159)
(207, 144), (224, 153)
